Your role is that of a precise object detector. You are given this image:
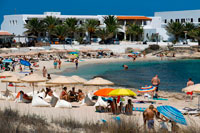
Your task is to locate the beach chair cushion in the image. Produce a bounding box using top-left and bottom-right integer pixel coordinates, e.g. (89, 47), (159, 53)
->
(94, 97), (107, 107)
(84, 95), (95, 106)
(55, 100), (72, 108)
(37, 92), (45, 99)
(32, 95), (50, 107)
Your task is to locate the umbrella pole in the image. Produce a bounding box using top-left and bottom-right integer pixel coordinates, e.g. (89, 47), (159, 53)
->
(15, 83), (17, 93)
(198, 95), (200, 110)
(6, 82), (7, 90)
(33, 83), (34, 94)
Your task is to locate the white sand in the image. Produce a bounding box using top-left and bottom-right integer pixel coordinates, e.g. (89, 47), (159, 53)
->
(0, 55), (199, 129)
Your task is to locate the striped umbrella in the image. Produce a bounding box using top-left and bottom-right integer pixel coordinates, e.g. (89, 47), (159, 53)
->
(157, 105), (187, 125)
(138, 86), (157, 93)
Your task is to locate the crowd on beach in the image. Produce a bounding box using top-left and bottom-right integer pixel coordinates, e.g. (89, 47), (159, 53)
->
(0, 47), (197, 133)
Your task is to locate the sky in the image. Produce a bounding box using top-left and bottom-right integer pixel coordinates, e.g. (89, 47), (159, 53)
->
(0, 0), (200, 26)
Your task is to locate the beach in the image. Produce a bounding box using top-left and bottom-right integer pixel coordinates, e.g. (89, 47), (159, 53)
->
(0, 53), (199, 132)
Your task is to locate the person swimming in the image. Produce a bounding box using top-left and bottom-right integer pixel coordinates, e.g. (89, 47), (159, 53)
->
(122, 65), (128, 70)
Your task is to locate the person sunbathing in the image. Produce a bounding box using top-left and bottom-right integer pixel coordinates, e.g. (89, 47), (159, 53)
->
(18, 91), (32, 103)
(118, 102), (125, 114)
(125, 99), (133, 115)
(77, 89), (85, 102)
(45, 88), (53, 97)
(60, 87), (68, 101)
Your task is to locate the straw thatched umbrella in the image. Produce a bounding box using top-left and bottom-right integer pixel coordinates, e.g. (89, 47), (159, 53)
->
(0, 71), (13, 77)
(1, 75), (21, 93)
(20, 74), (47, 94)
(47, 76), (79, 85)
(182, 84), (200, 109)
(84, 77), (114, 86)
(35, 82), (60, 87)
(71, 75), (87, 84)
(67, 55), (77, 59)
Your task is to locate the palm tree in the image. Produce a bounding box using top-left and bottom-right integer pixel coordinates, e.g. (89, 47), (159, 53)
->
(103, 15), (121, 38)
(96, 28), (109, 43)
(43, 16), (60, 41)
(53, 25), (67, 43)
(84, 19), (99, 43)
(24, 18), (44, 38)
(165, 22), (184, 44)
(188, 27), (200, 45)
(64, 18), (78, 39)
(126, 24), (143, 41)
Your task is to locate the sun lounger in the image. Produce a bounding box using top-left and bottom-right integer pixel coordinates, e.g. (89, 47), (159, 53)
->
(132, 107), (146, 112)
(133, 100), (156, 104)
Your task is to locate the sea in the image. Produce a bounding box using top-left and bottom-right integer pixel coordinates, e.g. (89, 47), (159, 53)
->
(60, 59), (200, 92)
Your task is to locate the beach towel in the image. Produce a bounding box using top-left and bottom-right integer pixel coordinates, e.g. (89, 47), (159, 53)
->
(94, 97), (108, 107)
(32, 95), (50, 107)
(132, 107), (146, 112)
(152, 98), (168, 101)
(55, 100), (72, 108)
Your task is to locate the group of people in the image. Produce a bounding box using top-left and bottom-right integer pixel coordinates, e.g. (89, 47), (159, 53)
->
(143, 105), (178, 132)
(53, 59), (62, 69)
(59, 87), (85, 102)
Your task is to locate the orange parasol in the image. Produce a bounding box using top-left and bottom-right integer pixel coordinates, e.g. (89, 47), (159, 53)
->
(94, 88), (115, 97)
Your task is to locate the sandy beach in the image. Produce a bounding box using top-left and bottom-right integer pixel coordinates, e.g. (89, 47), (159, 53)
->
(0, 53), (199, 132)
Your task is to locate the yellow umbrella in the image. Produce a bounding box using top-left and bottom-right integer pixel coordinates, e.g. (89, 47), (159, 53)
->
(20, 74), (47, 94)
(84, 77), (114, 86)
(108, 89), (136, 96)
(71, 75), (87, 84)
(1, 75), (21, 93)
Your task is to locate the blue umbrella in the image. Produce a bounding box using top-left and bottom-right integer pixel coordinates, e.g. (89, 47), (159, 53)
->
(3, 59), (13, 63)
(69, 52), (78, 54)
(157, 105), (187, 125)
(20, 59), (31, 66)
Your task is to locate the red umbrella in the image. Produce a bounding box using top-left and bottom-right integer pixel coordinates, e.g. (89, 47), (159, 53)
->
(94, 88), (115, 97)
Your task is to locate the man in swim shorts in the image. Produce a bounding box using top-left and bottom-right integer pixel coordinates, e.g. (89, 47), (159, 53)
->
(151, 75), (160, 96)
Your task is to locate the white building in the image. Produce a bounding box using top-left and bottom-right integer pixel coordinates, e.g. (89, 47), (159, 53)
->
(2, 10), (199, 44)
(1, 12), (158, 43)
(155, 9), (200, 41)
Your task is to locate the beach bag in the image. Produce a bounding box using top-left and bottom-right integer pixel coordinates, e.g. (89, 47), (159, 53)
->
(55, 100), (72, 108)
(32, 95), (50, 107)
(94, 97), (107, 107)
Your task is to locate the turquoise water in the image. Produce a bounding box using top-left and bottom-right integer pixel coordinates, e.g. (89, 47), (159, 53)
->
(60, 60), (200, 92)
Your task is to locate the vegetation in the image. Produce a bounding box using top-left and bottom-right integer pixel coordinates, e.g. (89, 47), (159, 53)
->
(165, 22), (185, 44)
(1, 107), (200, 133)
(83, 19), (99, 43)
(126, 23), (143, 41)
(188, 27), (200, 45)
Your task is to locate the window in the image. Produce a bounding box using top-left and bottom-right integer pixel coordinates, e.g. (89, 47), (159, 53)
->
(143, 21), (147, 25)
(13, 20), (15, 25)
(181, 19), (185, 23)
(164, 19), (167, 23)
(15, 20), (17, 25)
(191, 18), (193, 22)
(198, 18), (200, 22)
(175, 19), (179, 22)
(79, 21), (82, 24)
(10, 20), (12, 25)
(170, 19), (173, 23)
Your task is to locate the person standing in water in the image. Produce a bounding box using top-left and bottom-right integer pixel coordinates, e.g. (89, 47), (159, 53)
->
(58, 59), (62, 70)
(151, 75), (160, 97)
(53, 59), (58, 69)
(74, 58), (79, 70)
